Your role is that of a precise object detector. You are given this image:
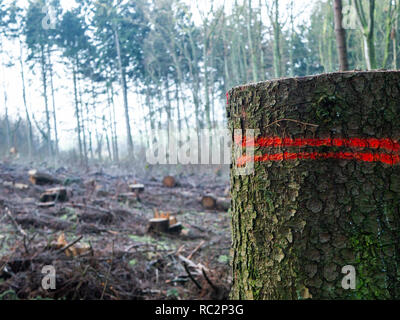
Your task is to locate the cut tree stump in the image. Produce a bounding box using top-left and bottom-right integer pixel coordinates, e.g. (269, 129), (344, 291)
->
(129, 184), (145, 193)
(39, 187), (71, 203)
(162, 176), (176, 188)
(148, 218), (170, 233)
(228, 71), (400, 299)
(29, 169), (60, 185)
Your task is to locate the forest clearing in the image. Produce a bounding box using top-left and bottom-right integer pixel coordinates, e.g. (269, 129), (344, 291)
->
(1, 0), (400, 304)
(0, 161), (231, 300)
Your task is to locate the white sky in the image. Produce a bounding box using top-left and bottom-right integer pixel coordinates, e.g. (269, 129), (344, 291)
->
(1, 0), (317, 153)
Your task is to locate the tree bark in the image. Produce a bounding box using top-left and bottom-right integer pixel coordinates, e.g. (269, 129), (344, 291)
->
(333, 0), (349, 71)
(228, 71), (400, 299)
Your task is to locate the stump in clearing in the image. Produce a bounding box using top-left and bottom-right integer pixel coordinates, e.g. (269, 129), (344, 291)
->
(29, 170), (60, 185)
(39, 187), (71, 203)
(129, 184), (145, 193)
(162, 176), (176, 188)
(148, 218), (170, 233)
(201, 195), (217, 210)
(227, 71), (400, 299)
(201, 195), (231, 211)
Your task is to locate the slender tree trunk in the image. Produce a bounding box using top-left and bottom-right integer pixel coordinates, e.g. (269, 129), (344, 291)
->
(382, 0), (394, 68)
(72, 65), (83, 164)
(392, 5), (400, 70)
(40, 45), (52, 157)
(2, 82), (10, 152)
(113, 27), (134, 157)
(228, 71), (400, 299)
(18, 39), (33, 158)
(47, 47), (59, 156)
(354, 0), (377, 70)
(268, 0), (282, 78)
(110, 81), (119, 161)
(393, 5), (398, 69)
(333, 0), (349, 71)
(247, 0), (258, 82)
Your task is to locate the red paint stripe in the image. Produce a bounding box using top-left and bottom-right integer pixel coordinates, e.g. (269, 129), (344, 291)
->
(236, 152), (400, 166)
(234, 136), (400, 153)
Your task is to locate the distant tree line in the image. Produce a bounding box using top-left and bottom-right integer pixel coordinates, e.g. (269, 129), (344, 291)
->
(0, 0), (399, 164)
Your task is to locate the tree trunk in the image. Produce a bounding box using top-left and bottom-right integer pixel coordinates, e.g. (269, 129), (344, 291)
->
(19, 38), (33, 158)
(247, 0), (258, 82)
(333, 0), (349, 71)
(73, 65), (83, 164)
(354, 0), (377, 70)
(228, 71), (400, 299)
(47, 47), (59, 156)
(113, 27), (134, 158)
(40, 45), (52, 158)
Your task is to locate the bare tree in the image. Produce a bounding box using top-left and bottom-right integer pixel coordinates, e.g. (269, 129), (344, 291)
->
(333, 0), (349, 70)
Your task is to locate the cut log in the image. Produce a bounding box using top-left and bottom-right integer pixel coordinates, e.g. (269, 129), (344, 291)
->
(129, 184), (145, 193)
(201, 195), (231, 211)
(148, 218), (170, 233)
(39, 187), (71, 203)
(37, 201), (56, 208)
(29, 169), (60, 185)
(201, 195), (217, 210)
(162, 176), (176, 188)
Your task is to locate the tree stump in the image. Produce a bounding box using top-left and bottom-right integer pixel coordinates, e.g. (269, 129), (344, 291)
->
(162, 176), (176, 188)
(29, 169), (60, 185)
(39, 187), (71, 202)
(201, 195), (217, 210)
(227, 71), (400, 299)
(148, 218), (170, 233)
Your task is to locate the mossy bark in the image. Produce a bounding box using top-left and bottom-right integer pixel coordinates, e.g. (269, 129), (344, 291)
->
(227, 71), (400, 299)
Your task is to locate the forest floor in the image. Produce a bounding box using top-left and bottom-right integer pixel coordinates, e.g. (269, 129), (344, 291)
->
(0, 160), (231, 300)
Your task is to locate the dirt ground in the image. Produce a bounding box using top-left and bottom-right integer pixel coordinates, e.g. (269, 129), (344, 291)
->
(0, 160), (232, 300)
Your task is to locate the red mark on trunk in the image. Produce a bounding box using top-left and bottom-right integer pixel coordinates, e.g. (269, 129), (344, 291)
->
(235, 136), (400, 166)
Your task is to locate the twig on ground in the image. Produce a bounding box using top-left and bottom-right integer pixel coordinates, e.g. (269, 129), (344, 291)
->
(202, 268), (218, 293)
(4, 207), (27, 237)
(101, 240), (114, 300)
(56, 235), (83, 255)
(187, 240), (205, 260)
(183, 261), (202, 290)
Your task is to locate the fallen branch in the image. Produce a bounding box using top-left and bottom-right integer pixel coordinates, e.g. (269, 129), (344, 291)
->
(4, 207), (27, 237)
(187, 240), (205, 260)
(183, 261), (202, 290)
(56, 235), (83, 255)
(202, 268), (218, 293)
